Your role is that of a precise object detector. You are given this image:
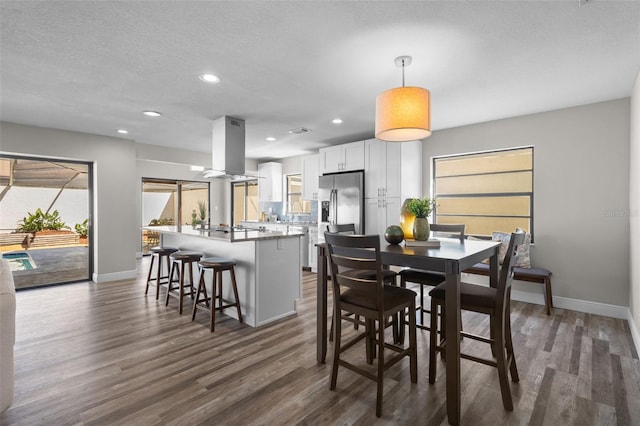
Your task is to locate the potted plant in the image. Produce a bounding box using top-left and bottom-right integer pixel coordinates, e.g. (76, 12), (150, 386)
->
(406, 197), (435, 240)
(191, 209), (198, 229)
(197, 201), (207, 228)
(75, 219), (89, 244)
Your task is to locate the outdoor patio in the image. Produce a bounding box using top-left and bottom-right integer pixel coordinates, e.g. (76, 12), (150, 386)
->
(7, 246), (89, 289)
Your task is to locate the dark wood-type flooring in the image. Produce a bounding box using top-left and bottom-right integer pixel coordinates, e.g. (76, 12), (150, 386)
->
(2, 257), (639, 425)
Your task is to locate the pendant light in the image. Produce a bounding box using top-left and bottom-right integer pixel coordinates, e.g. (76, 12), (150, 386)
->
(375, 56), (431, 142)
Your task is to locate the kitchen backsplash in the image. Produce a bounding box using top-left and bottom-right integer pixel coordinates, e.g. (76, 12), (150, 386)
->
(259, 200), (317, 223)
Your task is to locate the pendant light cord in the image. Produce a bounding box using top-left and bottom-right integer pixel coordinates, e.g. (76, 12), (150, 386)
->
(401, 59), (406, 87)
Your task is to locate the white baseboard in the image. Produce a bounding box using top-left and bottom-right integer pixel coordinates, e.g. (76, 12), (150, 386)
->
(462, 273), (630, 319)
(92, 269), (137, 283)
(511, 289), (629, 319)
(628, 309), (640, 356)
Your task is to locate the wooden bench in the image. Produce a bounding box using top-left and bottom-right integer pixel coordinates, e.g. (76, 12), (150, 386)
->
(463, 263), (553, 315)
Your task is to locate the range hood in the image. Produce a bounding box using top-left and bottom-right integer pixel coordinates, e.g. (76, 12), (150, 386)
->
(203, 116), (256, 180)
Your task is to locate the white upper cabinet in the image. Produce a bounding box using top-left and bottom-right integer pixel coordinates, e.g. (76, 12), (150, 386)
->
(364, 139), (422, 233)
(258, 162), (283, 202)
(319, 140), (364, 174)
(364, 138), (402, 199)
(301, 154), (319, 200)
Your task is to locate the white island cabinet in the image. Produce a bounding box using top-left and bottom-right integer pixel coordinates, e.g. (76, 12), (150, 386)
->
(147, 226), (302, 327)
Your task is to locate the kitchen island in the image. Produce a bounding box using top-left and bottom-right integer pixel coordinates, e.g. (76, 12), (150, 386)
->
(145, 226), (304, 327)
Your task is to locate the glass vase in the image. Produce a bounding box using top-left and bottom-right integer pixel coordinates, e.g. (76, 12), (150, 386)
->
(413, 217), (430, 241)
(400, 198), (417, 239)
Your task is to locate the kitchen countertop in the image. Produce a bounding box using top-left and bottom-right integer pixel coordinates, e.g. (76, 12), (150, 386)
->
(239, 220), (317, 227)
(143, 225), (305, 243)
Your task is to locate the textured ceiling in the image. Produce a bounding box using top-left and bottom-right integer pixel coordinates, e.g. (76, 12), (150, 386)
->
(1, 1), (639, 161)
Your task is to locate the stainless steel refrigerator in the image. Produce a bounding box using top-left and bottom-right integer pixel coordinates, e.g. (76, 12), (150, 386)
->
(318, 171), (364, 240)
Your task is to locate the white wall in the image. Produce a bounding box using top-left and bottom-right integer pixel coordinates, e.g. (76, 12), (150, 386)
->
(630, 69), (640, 340)
(0, 122), (138, 282)
(422, 99), (631, 307)
(0, 187), (88, 232)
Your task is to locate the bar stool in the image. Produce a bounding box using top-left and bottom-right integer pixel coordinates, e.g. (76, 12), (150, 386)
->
(165, 250), (203, 314)
(145, 246), (179, 300)
(191, 257), (243, 331)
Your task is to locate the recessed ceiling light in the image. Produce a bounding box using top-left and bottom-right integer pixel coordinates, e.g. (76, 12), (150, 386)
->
(143, 111), (161, 117)
(117, 129), (128, 134)
(266, 137), (276, 142)
(199, 73), (221, 83)
(332, 118), (343, 124)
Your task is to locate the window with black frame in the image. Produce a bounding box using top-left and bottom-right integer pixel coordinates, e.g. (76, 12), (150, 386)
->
(433, 146), (533, 239)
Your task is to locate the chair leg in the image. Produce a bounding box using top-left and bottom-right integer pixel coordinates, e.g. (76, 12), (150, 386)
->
(145, 254), (155, 296)
(178, 261), (186, 315)
(493, 313), (514, 411)
(210, 268), (218, 332)
(227, 267), (243, 323)
(329, 314), (334, 342)
(188, 261), (195, 299)
(161, 254), (171, 300)
(192, 268), (206, 321)
(366, 319), (374, 364)
(217, 270), (224, 310)
(165, 261), (178, 307)
(419, 283), (425, 326)
(392, 314), (399, 344)
(408, 304), (417, 383)
(375, 314), (385, 418)
(505, 298), (519, 382)
(490, 316), (496, 357)
(545, 277), (553, 315)
(429, 299), (438, 384)
(330, 306), (341, 390)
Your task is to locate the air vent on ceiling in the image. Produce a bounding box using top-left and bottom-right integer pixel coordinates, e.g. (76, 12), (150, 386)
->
(288, 127), (311, 134)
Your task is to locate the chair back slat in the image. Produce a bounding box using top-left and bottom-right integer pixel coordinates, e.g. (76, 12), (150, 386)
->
(430, 223), (465, 239)
(324, 233), (384, 303)
(329, 254), (377, 271)
(327, 223), (357, 235)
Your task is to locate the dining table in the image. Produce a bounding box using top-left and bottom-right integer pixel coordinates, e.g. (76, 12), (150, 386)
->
(316, 236), (501, 425)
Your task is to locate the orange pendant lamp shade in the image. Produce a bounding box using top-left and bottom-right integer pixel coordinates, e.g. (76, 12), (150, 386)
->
(375, 86), (431, 142)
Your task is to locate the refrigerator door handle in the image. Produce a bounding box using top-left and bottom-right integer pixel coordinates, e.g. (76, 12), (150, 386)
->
(331, 189), (338, 224)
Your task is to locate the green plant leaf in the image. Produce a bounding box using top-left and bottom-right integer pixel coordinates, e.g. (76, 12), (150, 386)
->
(406, 197), (434, 218)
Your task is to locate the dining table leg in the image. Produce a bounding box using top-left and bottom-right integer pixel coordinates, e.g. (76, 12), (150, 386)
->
(317, 244), (327, 363)
(444, 260), (461, 425)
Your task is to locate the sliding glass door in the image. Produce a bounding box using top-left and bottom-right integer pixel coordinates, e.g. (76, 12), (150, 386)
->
(0, 155), (92, 289)
(141, 178), (209, 254)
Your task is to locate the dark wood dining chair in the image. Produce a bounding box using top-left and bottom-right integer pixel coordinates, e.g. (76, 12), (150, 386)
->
(325, 233), (417, 418)
(428, 230), (526, 411)
(399, 223), (466, 331)
(326, 225), (398, 342)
